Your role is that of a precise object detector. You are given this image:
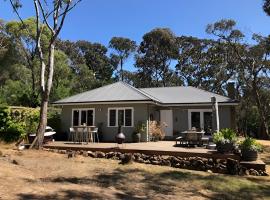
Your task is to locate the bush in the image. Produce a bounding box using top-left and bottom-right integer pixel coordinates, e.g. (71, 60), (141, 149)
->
(213, 128), (237, 144)
(149, 121), (166, 141)
(239, 137), (262, 152)
(0, 106), (40, 143)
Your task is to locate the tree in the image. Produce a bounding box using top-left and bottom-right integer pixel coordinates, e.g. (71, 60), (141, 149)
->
(109, 37), (136, 81)
(135, 28), (178, 87)
(207, 19), (270, 138)
(5, 18), (51, 107)
(263, 0), (270, 16)
(176, 36), (238, 95)
(9, 0), (82, 148)
(76, 40), (114, 81)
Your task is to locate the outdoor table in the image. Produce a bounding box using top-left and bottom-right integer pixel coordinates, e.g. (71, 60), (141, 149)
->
(72, 126), (96, 144)
(176, 130), (205, 146)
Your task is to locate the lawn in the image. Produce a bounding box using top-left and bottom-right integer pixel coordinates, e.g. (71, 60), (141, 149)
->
(0, 144), (270, 200)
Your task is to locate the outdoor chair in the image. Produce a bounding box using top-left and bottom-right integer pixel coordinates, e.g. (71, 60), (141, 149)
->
(69, 127), (75, 142)
(92, 127), (99, 143)
(185, 132), (200, 146)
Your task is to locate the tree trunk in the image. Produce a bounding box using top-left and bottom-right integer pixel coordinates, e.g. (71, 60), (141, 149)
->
(31, 43), (55, 149)
(252, 82), (269, 139)
(34, 96), (48, 149)
(120, 58), (123, 81)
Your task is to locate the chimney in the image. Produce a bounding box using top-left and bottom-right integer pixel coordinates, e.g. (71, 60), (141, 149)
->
(227, 82), (236, 100)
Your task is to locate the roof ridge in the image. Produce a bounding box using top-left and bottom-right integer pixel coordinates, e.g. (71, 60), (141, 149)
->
(187, 86), (231, 100)
(120, 81), (162, 103)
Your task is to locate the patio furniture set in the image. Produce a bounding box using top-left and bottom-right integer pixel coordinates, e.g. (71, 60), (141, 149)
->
(175, 130), (210, 147)
(69, 126), (99, 144)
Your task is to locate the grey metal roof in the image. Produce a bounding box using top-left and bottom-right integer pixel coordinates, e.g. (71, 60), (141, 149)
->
(140, 86), (232, 104)
(54, 81), (234, 105)
(54, 82), (153, 104)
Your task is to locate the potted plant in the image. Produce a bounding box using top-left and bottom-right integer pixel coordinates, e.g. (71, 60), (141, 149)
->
(239, 137), (262, 161)
(133, 122), (146, 143)
(213, 128), (237, 153)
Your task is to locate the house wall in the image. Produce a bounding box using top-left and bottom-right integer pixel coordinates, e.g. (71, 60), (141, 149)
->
(171, 105), (234, 135)
(60, 103), (149, 142)
(60, 103), (236, 141)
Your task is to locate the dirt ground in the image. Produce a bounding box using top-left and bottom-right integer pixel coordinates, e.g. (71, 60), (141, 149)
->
(0, 143), (270, 200)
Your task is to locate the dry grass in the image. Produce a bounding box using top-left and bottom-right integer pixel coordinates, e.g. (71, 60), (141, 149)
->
(0, 144), (270, 200)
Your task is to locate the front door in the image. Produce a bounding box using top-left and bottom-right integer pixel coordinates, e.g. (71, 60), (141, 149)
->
(160, 110), (173, 137)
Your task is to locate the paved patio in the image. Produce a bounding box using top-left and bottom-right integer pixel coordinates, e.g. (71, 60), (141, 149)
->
(44, 141), (240, 159)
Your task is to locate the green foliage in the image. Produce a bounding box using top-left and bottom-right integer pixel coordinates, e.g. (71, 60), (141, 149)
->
(0, 106), (40, 143)
(213, 128), (237, 144)
(47, 108), (62, 134)
(263, 0), (270, 16)
(239, 137), (262, 152)
(135, 28), (178, 87)
(134, 121), (146, 134)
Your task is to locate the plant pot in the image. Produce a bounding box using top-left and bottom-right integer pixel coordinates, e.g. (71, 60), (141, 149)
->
(241, 149), (258, 161)
(216, 142), (235, 154)
(132, 133), (141, 143)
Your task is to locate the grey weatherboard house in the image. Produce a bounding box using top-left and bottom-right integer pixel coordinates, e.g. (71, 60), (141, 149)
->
(54, 81), (238, 142)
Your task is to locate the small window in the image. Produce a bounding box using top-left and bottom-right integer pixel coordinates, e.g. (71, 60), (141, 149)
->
(87, 110), (94, 126)
(81, 110), (87, 125)
(118, 109), (124, 126)
(109, 109), (116, 127)
(72, 109), (94, 126)
(108, 108), (133, 127)
(73, 110), (79, 126)
(125, 109), (132, 126)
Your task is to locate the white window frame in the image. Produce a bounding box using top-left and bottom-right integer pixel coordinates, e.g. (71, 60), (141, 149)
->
(188, 109), (212, 130)
(107, 107), (134, 127)
(71, 108), (95, 126)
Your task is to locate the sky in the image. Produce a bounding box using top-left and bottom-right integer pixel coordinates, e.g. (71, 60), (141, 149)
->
(1, 0), (269, 70)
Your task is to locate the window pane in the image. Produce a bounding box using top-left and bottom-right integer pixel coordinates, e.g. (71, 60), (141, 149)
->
(204, 112), (212, 135)
(191, 112), (200, 130)
(109, 109), (116, 126)
(73, 110), (79, 126)
(87, 110), (93, 126)
(125, 109), (132, 126)
(118, 110), (124, 126)
(81, 110), (87, 125)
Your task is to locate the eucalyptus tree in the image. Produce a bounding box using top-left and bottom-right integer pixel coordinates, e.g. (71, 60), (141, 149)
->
(135, 28), (178, 87)
(5, 18), (51, 107)
(207, 19), (270, 138)
(109, 37), (136, 81)
(9, 0), (82, 148)
(176, 36), (238, 95)
(76, 40), (114, 81)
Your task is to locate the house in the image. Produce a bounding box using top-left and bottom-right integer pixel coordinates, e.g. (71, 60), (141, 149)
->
(54, 81), (238, 142)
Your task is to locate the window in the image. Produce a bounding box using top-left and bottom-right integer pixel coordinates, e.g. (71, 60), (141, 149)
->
(108, 108), (133, 127)
(188, 109), (212, 132)
(72, 109), (95, 126)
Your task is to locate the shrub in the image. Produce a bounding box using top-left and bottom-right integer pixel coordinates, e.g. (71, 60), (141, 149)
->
(135, 121), (146, 134)
(0, 106), (40, 143)
(239, 137), (262, 152)
(213, 128), (237, 144)
(47, 108), (61, 134)
(149, 121), (166, 141)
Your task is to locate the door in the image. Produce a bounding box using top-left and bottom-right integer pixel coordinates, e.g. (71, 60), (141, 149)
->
(160, 110), (173, 137)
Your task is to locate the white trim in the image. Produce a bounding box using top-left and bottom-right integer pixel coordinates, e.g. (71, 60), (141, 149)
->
(54, 102), (238, 107)
(71, 108), (95, 126)
(54, 101), (154, 106)
(188, 109), (212, 130)
(107, 107), (134, 127)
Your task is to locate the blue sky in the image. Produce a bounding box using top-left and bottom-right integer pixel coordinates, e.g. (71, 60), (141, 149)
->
(1, 0), (269, 70)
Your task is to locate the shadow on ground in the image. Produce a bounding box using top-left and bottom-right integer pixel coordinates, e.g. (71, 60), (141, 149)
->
(18, 166), (270, 200)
